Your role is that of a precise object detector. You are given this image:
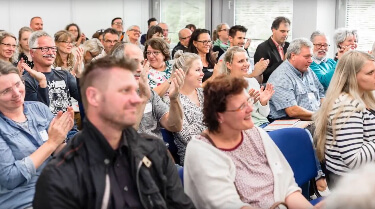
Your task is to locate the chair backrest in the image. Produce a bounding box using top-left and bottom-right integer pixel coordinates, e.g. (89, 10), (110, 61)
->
(268, 128), (318, 187)
(160, 128), (181, 164)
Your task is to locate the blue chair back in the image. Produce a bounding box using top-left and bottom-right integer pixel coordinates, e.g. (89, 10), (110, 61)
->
(160, 128), (181, 164)
(268, 128), (318, 187)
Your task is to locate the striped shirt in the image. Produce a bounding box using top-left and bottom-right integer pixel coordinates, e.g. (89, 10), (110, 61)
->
(325, 93), (375, 176)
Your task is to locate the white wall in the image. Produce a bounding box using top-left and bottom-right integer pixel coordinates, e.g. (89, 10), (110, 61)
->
(292, 0), (336, 58)
(0, 0), (150, 39)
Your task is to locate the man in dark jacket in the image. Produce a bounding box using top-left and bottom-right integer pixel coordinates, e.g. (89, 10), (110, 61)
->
(254, 16), (291, 83)
(33, 56), (195, 209)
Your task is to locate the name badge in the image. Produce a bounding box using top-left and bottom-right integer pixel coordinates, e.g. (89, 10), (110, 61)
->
(55, 80), (66, 88)
(40, 130), (48, 142)
(144, 103), (152, 114)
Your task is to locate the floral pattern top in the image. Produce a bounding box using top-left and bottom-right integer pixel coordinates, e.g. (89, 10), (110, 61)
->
(148, 61), (172, 89)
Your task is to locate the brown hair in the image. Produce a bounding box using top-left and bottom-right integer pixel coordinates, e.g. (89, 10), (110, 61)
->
(143, 38), (170, 61)
(0, 60), (20, 76)
(53, 30), (74, 70)
(80, 56), (137, 110)
(203, 75), (248, 133)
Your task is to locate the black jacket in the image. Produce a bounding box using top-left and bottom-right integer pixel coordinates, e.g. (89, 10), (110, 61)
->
(33, 119), (195, 209)
(254, 37), (290, 83)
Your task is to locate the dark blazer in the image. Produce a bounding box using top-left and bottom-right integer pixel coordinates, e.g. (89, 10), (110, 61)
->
(254, 37), (290, 83)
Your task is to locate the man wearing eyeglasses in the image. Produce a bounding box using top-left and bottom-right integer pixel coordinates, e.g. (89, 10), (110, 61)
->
(309, 31), (337, 91)
(126, 25), (143, 50)
(171, 28), (192, 58)
(111, 17), (126, 41)
(22, 31), (80, 138)
(101, 28), (119, 55)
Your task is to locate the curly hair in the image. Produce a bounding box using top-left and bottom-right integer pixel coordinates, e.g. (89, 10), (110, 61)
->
(203, 75), (248, 133)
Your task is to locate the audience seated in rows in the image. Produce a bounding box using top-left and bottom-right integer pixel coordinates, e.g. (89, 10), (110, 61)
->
(268, 38), (325, 121)
(212, 23), (230, 59)
(140, 17), (158, 45)
(32, 56), (195, 208)
(171, 28), (192, 58)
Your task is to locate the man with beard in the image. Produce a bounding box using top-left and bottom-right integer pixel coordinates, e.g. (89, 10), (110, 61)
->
(254, 16), (291, 83)
(309, 31), (337, 90)
(22, 31), (80, 138)
(33, 56), (195, 209)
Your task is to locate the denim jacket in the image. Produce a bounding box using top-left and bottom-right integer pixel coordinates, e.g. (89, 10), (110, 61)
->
(0, 101), (53, 209)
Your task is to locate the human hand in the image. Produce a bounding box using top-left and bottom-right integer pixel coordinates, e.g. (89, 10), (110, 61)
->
(17, 58), (25, 75)
(337, 45), (353, 60)
(212, 60), (223, 78)
(47, 107), (74, 148)
(164, 37), (171, 44)
(244, 38), (251, 50)
(316, 178), (327, 192)
(139, 59), (151, 102)
(248, 88), (260, 103)
(23, 63), (47, 87)
(73, 47), (84, 77)
(252, 58), (269, 77)
(259, 83), (275, 105)
(169, 68), (185, 100)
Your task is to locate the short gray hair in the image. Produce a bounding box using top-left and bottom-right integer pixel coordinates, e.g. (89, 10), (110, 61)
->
(333, 28), (358, 48)
(110, 42), (135, 59)
(82, 38), (104, 55)
(286, 38), (313, 60)
(310, 31), (326, 42)
(29, 30), (52, 50)
(127, 25), (139, 31)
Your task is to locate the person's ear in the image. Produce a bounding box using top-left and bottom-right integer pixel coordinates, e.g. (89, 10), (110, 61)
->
(86, 87), (101, 107)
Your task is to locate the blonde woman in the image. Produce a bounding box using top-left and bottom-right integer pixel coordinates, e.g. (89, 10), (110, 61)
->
(314, 51), (375, 188)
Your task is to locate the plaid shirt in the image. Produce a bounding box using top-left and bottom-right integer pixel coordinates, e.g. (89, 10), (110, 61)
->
(267, 60), (325, 119)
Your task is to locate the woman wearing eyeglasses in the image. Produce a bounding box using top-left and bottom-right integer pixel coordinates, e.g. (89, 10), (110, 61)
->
(222, 46), (274, 128)
(184, 75), (313, 209)
(143, 38), (172, 97)
(0, 61), (73, 209)
(0, 31), (17, 63)
(53, 30), (83, 77)
(187, 29), (218, 82)
(65, 23), (87, 47)
(213, 23), (230, 60)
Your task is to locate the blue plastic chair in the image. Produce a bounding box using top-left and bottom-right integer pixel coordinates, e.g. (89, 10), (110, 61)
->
(160, 128), (181, 165)
(268, 128), (323, 204)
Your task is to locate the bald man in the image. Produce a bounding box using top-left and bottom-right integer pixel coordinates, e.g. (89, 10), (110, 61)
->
(172, 28), (192, 58)
(30, 17), (43, 31)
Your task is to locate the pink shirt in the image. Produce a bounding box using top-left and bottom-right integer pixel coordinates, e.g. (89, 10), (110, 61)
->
(271, 37), (284, 60)
(198, 128), (275, 208)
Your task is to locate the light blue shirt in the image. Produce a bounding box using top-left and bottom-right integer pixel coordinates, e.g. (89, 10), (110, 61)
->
(0, 101), (54, 209)
(267, 60), (325, 119)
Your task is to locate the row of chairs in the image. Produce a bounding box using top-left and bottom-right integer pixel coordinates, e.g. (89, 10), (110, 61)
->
(161, 128), (323, 205)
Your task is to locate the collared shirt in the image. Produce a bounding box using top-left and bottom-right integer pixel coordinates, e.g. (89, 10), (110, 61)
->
(108, 135), (142, 209)
(271, 37), (284, 60)
(138, 90), (169, 139)
(0, 101), (54, 209)
(267, 60), (325, 119)
(310, 57), (337, 90)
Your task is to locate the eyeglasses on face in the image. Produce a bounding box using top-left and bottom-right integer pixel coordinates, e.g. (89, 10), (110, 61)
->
(226, 97), (254, 112)
(313, 43), (330, 49)
(196, 40), (212, 45)
(113, 22), (123, 26)
(32, 46), (58, 52)
(1, 43), (17, 48)
(60, 41), (74, 45)
(219, 29), (229, 32)
(146, 51), (162, 56)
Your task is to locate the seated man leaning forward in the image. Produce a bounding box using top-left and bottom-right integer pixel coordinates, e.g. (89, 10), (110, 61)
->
(0, 61), (73, 209)
(33, 56), (195, 209)
(268, 38), (325, 121)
